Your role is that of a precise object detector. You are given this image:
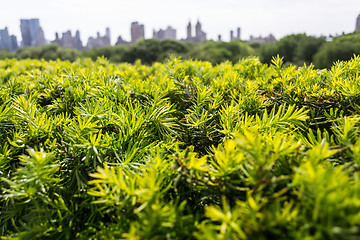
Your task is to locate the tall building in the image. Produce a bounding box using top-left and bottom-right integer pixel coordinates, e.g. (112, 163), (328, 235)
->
(0, 27), (18, 51)
(105, 27), (111, 41)
(20, 19), (46, 47)
(0, 28), (10, 49)
(153, 26), (177, 40)
(187, 22), (192, 40)
(184, 20), (206, 43)
(85, 28), (111, 49)
(230, 27), (241, 41)
(52, 30), (83, 50)
(356, 14), (360, 31)
(248, 34), (276, 43)
(131, 22), (144, 43)
(10, 36), (18, 51)
(195, 21), (206, 42)
(115, 35), (130, 45)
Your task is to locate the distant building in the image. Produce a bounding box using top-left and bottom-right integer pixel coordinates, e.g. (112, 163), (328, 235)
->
(0, 27), (18, 51)
(237, 27), (241, 40)
(356, 14), (360, 30)
(115, 35), (130, 45)
(230, 27), (241, 41)
(10, 36), (18, 51)
(187, 22), (192, 40)
(20, 18), (46, 47)
(131, 22), (144, 43)
(248, 34), (276, 43)
(195, 21), (206, 42)
(52, 30), (83, 50)
(86, 28), (111, 49)
(183, 20), (207, 43)
(153, 26), (177, 40)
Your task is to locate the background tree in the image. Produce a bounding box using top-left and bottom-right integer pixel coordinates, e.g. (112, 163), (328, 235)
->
(1, 32), (360, 68)
(259, 34), (325, 65)
(0, 49), (14, 59)
(313, 42), (360, 68)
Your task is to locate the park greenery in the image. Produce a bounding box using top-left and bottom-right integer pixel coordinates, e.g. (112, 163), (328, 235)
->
(2, 54), (360, 238)
(1, 31), (360, 68)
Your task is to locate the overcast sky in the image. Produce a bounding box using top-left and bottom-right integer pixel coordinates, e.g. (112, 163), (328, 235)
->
(1, 0), (360, 44)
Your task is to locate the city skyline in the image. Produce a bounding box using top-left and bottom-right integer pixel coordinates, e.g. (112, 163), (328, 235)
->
(1, 0), (360, 45)
(1, 13), (359, 51)
(1, 18), (262, 51)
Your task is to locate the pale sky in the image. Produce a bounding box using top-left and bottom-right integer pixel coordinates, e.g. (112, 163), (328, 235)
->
(1, 0), (360, 45)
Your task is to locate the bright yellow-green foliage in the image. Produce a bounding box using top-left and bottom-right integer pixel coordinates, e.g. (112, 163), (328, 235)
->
(2, 56), (360, 239)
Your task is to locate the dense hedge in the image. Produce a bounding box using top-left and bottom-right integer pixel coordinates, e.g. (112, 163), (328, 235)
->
(2, 56), (360, 239)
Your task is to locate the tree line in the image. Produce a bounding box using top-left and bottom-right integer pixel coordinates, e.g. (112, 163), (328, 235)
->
(1, 31), (360, 68)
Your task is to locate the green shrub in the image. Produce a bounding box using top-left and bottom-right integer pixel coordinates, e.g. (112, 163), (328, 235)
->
(2, 56), (360, 239)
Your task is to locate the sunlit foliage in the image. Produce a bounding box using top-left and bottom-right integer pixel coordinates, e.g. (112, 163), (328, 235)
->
(2, 56), (360, 239)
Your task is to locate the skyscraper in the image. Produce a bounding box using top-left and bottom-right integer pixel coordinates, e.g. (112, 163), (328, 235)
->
(230, 27), (241, 41)
(52, 30), (83, 50)
(0, 27), (11, 49)
(187, 22), (192, 40)
(131, 22), (144, 43)
(153, 26), (177, 40)
(194, 21), (206, 43)
(237, 27), (241, 40)
(184, 20), (206, 43)
(10, 36), (18, 51)
(0, 27), (18, 51)
(85, 28), (111, 49)
(105, 27), (111, 43)
(20, 19), (46, 47)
